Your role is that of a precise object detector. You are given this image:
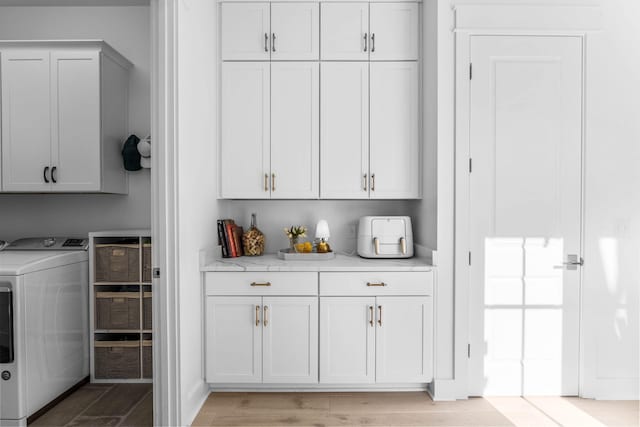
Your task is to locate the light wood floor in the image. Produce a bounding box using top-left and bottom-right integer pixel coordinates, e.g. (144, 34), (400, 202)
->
(192, 392), (640, 427)
(30, 383), (152, 427)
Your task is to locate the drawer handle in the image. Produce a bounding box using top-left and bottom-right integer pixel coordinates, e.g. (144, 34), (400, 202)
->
(264, 173), (269, 192)
(250, 282), (271, 287)
(369, 305), (374, 326)
(400, 237), (407, 255)
(263, 305), (268, 327)
(373, 237), (380, 255)
(378, 305), (382, 326)
(363, 33), (368, 52)
(366, 281), (386, 287)
(255, 305), (260, 326)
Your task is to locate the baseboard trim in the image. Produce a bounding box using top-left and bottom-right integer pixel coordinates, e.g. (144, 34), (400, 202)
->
(210, 383), (429, 393)
(430, 379), (459, 401)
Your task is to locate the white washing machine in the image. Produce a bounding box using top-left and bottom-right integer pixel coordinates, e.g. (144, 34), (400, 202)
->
(0, 238), (89, 427)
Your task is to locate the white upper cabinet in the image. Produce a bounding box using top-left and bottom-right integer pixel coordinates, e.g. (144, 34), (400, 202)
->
(221, 3), (270, 61)
(369, 3), (419, 61)
(221, 3), (318, 61)
(321, 2), (419, 61)
(221, 62), (271, 199)
(271, 3), (319, 60)
(270, 62), (319, 199)
(321, 3), (369, 61)
(369, 62), (419, 199)
(1, 51), (52, 192)
(0, 42), (131, 193)
(320, 62), (369, 199)
(51, 51), (101, 192)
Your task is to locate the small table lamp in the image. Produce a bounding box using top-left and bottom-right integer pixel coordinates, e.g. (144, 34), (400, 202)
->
(315, 220), (331, 242)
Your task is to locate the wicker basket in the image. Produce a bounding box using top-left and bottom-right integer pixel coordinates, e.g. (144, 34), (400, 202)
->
(95, 244), (140, 282)
(142, 340), (152, 378)
(142, 243), (152, 283)
(95, 340), (140, 379)
(143, 292), (152, 330)
(96, 292), (140, 330)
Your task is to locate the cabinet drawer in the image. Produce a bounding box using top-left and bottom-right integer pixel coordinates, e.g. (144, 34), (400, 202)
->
(205, 272), (318, 296)
(319, 272), (433, 296)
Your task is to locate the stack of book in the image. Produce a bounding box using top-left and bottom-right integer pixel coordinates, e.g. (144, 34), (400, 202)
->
(217, 219), (244, 258)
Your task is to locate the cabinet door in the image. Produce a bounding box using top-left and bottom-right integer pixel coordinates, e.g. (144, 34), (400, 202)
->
(271, 3), (319, 60)
(206, 296), (262, 383)
(270, 62), (319, 199)
(51, 51), (101, 191)
(263, 297), (318, 383)
(221, 3), (270, 61)
(369, 3), (419, 61)
(369, 62), (419, 199)
(375, 296), (432, 383)
(320, 63), (369, 199)
(320, 297), (375, 384)
(220, 62), (270, 199)
(321, 3), (369, 60)
(1, 51), (52, 192)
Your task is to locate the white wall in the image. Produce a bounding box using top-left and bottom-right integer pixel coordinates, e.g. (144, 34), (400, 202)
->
(0, 6), (151, 240)
(223, 200), (417, 254)
(176, 0), (220, 424)
(438, 0), (640, 399)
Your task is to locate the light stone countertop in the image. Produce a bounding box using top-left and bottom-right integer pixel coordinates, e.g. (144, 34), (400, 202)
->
(201, 251), (434, 272)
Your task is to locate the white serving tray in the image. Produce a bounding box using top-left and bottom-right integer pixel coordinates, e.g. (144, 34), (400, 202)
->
(277, 248), (336, 261)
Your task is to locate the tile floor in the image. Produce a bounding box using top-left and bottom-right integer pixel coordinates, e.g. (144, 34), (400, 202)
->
(30, 383), (152, 427)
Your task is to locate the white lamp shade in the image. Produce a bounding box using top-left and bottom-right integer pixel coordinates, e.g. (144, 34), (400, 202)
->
(315, 220), (330, 240)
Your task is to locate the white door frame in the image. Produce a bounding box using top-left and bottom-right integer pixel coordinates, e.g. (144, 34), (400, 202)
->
(151, 1), (181, 425)
(454, 29), (588, 397)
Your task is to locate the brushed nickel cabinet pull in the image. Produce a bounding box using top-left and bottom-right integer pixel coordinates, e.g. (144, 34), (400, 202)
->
(367, 282), (386, 287)
(256, 305), (260, 326)
(364, 33), (368, 52)
(271, 173), (276, 191)
(272, 33), (276, 52)
(363, 174), (367, 191)
(400, 237), (407, 255)
(371, 173), (376, 191)
(250, 281), (271, 287)
(369, 306), (374, 326)
(264, 173), (269, 192)
(371, 33), (375, 53)
(264, 33), (269, 52)
(378, 305), (382, 326)
(373, 237), (380, 255)
(263, 305), (268, 327)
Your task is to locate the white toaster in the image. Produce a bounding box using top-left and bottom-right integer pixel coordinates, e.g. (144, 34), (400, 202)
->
(357, 216), (414, 258)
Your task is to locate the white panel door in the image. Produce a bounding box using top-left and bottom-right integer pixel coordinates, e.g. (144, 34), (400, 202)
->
(221, 3), (270, 60)
(1, 51), (51, 192)
(51, 51), (101, 191)
(369, 62), (419, 199)
(271, 3), (319, 60)
(262, 297), (318, 383)
(220, 62), (270, 199)
(369, 3), (419, 61)
(320, 62), (369, 199)
(206, 296), (262, 383)
(270, 62), (319, 199)
(320, 297), (375, 384)
(468, 36), (583, 396)
(375, 296), (432, 383)
(321, 3), (369, 60)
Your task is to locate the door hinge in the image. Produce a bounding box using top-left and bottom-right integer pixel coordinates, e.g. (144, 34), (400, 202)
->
(468, 251), (471, 266)
(468, 344), (471, 358)
(469, 158), (472, 173)
(469, 63), (472, 80)
(152, 267), (161, 278)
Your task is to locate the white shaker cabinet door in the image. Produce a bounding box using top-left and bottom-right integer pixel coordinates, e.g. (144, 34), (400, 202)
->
(220, 62), (271, 199)
(369, 62), (419, 199)
(321, 3), (369, 61)
(270, 62), (319, 199)
(1, 51), (52, 192)
(320, 297), (375, 384)
(51, 51), (101, 191)
(206, 296), (263, 383)
(221, 3), (271, 61)
(369, 3), (419, 61)
(270, 3), (319, 60)
(262, 297), (318, 384)
(320, 62), (369, 199)
(375, 296), (432, 383)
